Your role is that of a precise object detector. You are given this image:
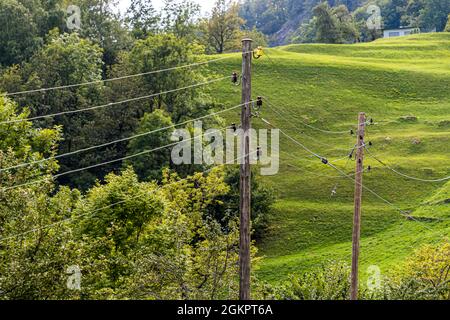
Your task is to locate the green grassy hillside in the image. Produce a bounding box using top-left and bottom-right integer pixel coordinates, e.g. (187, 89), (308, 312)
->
(208, 33), (450, 284)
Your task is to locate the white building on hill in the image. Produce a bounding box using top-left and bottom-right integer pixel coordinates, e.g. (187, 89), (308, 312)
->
(383, 27), (421, 38)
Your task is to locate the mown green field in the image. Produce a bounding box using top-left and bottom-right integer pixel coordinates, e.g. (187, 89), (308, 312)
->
(207, 33), (450, 284)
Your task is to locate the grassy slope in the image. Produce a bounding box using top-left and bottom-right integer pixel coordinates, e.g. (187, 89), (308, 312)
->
(207, 33), (450, 284)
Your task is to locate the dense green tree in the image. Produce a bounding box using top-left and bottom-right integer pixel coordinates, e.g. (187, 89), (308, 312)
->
(70, 167), (246, 299)
(201, 0), (245, 53)
(162, 0), (201, 40)
(0, 32), (109, 189)
(0, 96), (82, 299)
(291, 17), (318, 43)
(0, 0), (42, 66)
(125, 0), (160, 39)
(418, 0), (450, 32)
(240, 0), (289, 37)
(71, 0), (133, 68)
(446, 14), (450, 32)
(206, 167), (276, 239)
(125, 110), (174, 181)
(333, 4), (359, 43)
(313, 2), (354, 44)
(382, 0), (408, 29)
(382, 240), (450, 300)
(122, 34), (215, 123)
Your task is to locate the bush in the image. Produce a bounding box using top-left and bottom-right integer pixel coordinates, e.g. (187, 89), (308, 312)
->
(271, 261), (352, 300)
(382, 240), (450, 300)
(206, 166), (276, 239)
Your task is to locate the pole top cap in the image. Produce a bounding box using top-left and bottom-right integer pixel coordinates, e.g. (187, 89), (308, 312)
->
(242, 38), (253, 42)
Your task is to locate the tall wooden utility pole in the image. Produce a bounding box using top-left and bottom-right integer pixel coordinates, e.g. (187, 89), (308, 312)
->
(239, 38), (252, 300)
(350, 112), (366, 300)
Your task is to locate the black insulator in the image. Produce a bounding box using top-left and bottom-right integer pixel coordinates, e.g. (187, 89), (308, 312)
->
(256, 96), (263, 107)
(321, 158), (328, 164)
(232, 72), (238, 84)
(368, 165), (372, 171)
(370, 118), (374, 124)
(369, 141), (373, 146)
(257, 146), (262, 160)
(231, 123), (237, 131)
(350, 129), (354, 135)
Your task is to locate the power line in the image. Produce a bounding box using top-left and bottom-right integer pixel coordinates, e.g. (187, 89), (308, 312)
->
(0, 103), (244, 173)
(2, 125), (231, 192)
(260, 116), (361, 163)
(0, 150), (258, 243)
(262, 96), (353, 135)
(4, 53), (250, 97)
(0, 76), (229, 125)
(264, 100), (358, 153)
(365, 148), (450, 183)
(271, 126), (450, 233)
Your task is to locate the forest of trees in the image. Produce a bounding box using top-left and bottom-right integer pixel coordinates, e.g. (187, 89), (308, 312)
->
(0, 0), (275, 299)
(240, 0), (450, 44)
(0, 0), (449, 300)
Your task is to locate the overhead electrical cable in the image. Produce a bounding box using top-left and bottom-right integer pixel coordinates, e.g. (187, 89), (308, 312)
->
(0, 76), (230, 125)
(0, 102), (244, 173)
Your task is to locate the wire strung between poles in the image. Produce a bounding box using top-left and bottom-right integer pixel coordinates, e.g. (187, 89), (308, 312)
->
(2, 125), (232, 192)
(0, 76), (229, 125)
(365, 148), (450, 183)
(261, 96), (354, 135)
(4, 52), (253, 97)
(264, 100), (360, 153)
(271, 126), (450, 235)
(0, 103), (245, 173)
(0, 149), (258, 243)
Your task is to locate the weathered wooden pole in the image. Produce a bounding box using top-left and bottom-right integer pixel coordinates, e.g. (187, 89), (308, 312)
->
(350, 112), (366, 300)
(239, 38), (252, 300)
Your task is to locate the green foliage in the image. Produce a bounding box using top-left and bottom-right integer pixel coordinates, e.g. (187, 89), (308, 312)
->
(71, 0), (133, 67)
(0, 96), (81, 299)
(125, 0), (159, 39)
(269, 260), (352, 300)
(125, 110), (174, 181)
(445, 14), (450, 32)
(259, 241), (449, 300)
(123, 33), (214, 123)
(312, 2), (358, 44)
(201, 0), (245, 54)
(1, 159), (255, 299)
(3, 32), (107, 189)
(292, 17), (319, 44)
(382, 240), (450, 300)
(71, 167), (246, 299)
(162, 0), (201, 41)
(207, 167), (276, 239)
(0, 0), (42, 66)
